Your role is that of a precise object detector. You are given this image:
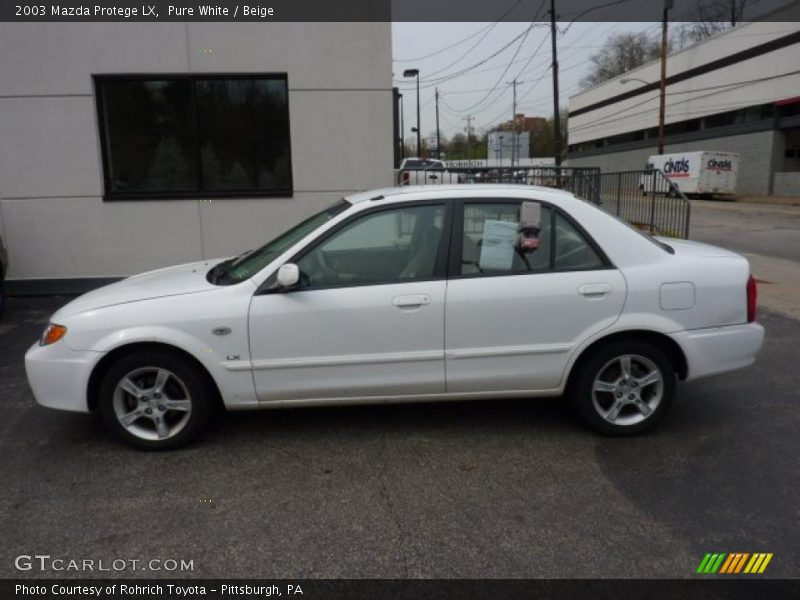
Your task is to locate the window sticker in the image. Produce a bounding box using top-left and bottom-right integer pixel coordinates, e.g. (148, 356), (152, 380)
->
(479, 220), (519, 271)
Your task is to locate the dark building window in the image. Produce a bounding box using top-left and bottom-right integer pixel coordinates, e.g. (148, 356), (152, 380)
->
(664, 118), (701, 136)
(95, 74), (292, 199)
(703, 109), (738, 129)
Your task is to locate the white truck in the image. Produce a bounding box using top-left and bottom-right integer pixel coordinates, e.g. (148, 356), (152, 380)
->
(639, 151), (739, 197)
(397, 158), (465, 185)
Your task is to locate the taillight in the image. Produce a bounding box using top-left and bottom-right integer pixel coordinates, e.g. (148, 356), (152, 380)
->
(401, 171), (410, 185)
(746, 275), (757, 323)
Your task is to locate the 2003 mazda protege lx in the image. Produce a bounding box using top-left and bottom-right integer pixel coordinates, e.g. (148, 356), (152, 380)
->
(26, 185), (764, 449)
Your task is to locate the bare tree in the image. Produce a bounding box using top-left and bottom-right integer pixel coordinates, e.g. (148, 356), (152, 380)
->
(678, 0), (748, 46)
(581, 32), (666, 89)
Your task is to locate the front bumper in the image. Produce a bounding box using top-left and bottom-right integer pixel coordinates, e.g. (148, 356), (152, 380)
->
(25, 341), (102, 413)
(670, 322), (765, 381)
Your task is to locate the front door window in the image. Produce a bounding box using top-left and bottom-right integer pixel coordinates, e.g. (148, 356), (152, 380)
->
(296, 204), (445, 289)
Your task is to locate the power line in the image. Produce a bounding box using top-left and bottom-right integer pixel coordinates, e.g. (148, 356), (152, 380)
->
(426, 15), (669, 135)
(392, 0), (524, 63)
(445, 24), (541, 114)
(392, 24), (539, 90)
(446, 0), (549, 114)
(422, 21), (519, 81)
(393, 23), (498, 63)
(569, 69), (800, 133)
(394, 30), (602, 93)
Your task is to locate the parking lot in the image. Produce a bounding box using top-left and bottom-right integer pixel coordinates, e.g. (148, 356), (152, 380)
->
(1, 290), (797, 579)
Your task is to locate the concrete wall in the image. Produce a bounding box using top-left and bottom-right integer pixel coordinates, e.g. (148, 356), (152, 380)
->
(566, 129), (778, 195)
(568, 16), (800, 145)
(774, 172), (800, 196)
(0, 23), (393, 282)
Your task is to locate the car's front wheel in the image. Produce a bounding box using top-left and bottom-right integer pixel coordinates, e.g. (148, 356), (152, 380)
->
(571, 340), (676, 435)
(98, 350), (216, 450)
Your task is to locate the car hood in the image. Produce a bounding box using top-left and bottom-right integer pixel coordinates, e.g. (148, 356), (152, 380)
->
(655, 237), (743, 259)
(53, 259), (226, 319)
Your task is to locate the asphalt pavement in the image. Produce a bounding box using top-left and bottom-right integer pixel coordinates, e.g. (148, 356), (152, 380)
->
(1, 295), (797, 579)
(690, 199), (800, 321)
(690, 200), (800, 262)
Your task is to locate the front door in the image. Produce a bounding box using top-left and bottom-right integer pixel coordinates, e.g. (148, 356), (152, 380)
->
(444, 199), (626, 393)
(248, 202), (449, 402)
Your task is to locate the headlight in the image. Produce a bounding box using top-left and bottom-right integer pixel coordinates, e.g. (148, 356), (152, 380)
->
(41, 323), (67, 346)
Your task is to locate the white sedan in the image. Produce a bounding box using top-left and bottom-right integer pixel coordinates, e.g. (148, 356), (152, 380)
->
(25, 185), (764, 449)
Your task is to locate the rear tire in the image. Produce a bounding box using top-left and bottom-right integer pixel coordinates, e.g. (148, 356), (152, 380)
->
(98, 350), (216, 450)
(570, 340), (676, 435)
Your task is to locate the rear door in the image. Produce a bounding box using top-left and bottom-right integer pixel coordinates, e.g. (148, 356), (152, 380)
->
(444, 199), (626, 393)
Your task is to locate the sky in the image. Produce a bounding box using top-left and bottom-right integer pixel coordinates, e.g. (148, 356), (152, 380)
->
(391, 21), (663, 142)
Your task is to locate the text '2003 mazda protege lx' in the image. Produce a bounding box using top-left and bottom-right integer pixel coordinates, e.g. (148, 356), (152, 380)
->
(25, 185), (764, 449)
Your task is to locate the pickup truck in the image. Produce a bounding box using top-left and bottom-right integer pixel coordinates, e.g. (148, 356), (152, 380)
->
(397, 158), (465, 185)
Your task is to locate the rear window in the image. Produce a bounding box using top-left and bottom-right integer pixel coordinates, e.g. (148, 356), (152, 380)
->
(403, 160), (444, 170)
(611, 214), (674, 254)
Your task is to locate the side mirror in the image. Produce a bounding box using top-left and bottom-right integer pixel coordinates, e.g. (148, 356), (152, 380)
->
(276, 263), (300, 289)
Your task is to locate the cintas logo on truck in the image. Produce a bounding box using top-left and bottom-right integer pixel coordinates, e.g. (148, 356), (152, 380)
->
(707, 158), (733, 171)
(640, 152), (739, 196)
(663, 157), (691, 175)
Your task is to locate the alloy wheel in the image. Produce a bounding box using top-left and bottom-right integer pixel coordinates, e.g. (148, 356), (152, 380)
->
(112, 367), (193, 441)
(591, 354), (664, 427)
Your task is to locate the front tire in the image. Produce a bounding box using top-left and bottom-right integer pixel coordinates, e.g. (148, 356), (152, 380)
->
(570, 340), (676, 435)
(98, 350), (215, 450)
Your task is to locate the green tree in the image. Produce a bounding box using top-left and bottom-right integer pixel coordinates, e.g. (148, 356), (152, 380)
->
(581, 32), (667, 89)
(443, 131), (488, 160)
(529, 112), (568, 161)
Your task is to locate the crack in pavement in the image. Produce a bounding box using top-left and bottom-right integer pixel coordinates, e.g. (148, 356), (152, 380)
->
(374, 434), (410, 578)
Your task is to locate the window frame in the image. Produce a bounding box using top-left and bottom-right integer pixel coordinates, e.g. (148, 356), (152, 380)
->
(257, 199), (454, 294)
(94, 73), (293, 201)
(447, 197), (614, 280)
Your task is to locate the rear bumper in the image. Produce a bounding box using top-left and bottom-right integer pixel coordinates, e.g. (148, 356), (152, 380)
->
(669, 322), (765, 381)
(25, 341), (100, 413)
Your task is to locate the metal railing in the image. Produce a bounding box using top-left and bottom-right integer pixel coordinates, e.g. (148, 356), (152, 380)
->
(393, 165), (690, 239)
(597, 169), (691, 239)
(396, 165), (601, 202)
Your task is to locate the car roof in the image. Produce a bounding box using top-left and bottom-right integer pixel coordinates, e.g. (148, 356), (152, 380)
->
(344, 184), (579, 205)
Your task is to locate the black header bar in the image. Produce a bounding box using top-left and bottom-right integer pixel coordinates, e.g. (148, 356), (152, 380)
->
(4, 579), (800, 600)
(1, 0), (798, 22)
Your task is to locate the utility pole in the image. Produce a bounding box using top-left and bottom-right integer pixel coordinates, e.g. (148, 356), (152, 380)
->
(415, 74), (421, 157)
(508, 79), (518, 167)
(435, 88), (442, 159)
(399, 94), (405, 159)
(657, 0), (672, 155)
(463, 115), (473, 167)
(549, 0), (562, 167)
(402, 69), (421, 157)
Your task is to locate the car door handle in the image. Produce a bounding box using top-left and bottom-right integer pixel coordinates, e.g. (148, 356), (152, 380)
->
(578, 283), (611, 297)
(393, 294), (431, 308)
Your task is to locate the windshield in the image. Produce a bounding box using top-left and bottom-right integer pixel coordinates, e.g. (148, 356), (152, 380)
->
(208, 200), (350, 285)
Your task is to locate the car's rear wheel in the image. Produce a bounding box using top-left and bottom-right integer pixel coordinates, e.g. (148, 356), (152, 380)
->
(571, 340), (676, 435)
(98, 350), (215, 450)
